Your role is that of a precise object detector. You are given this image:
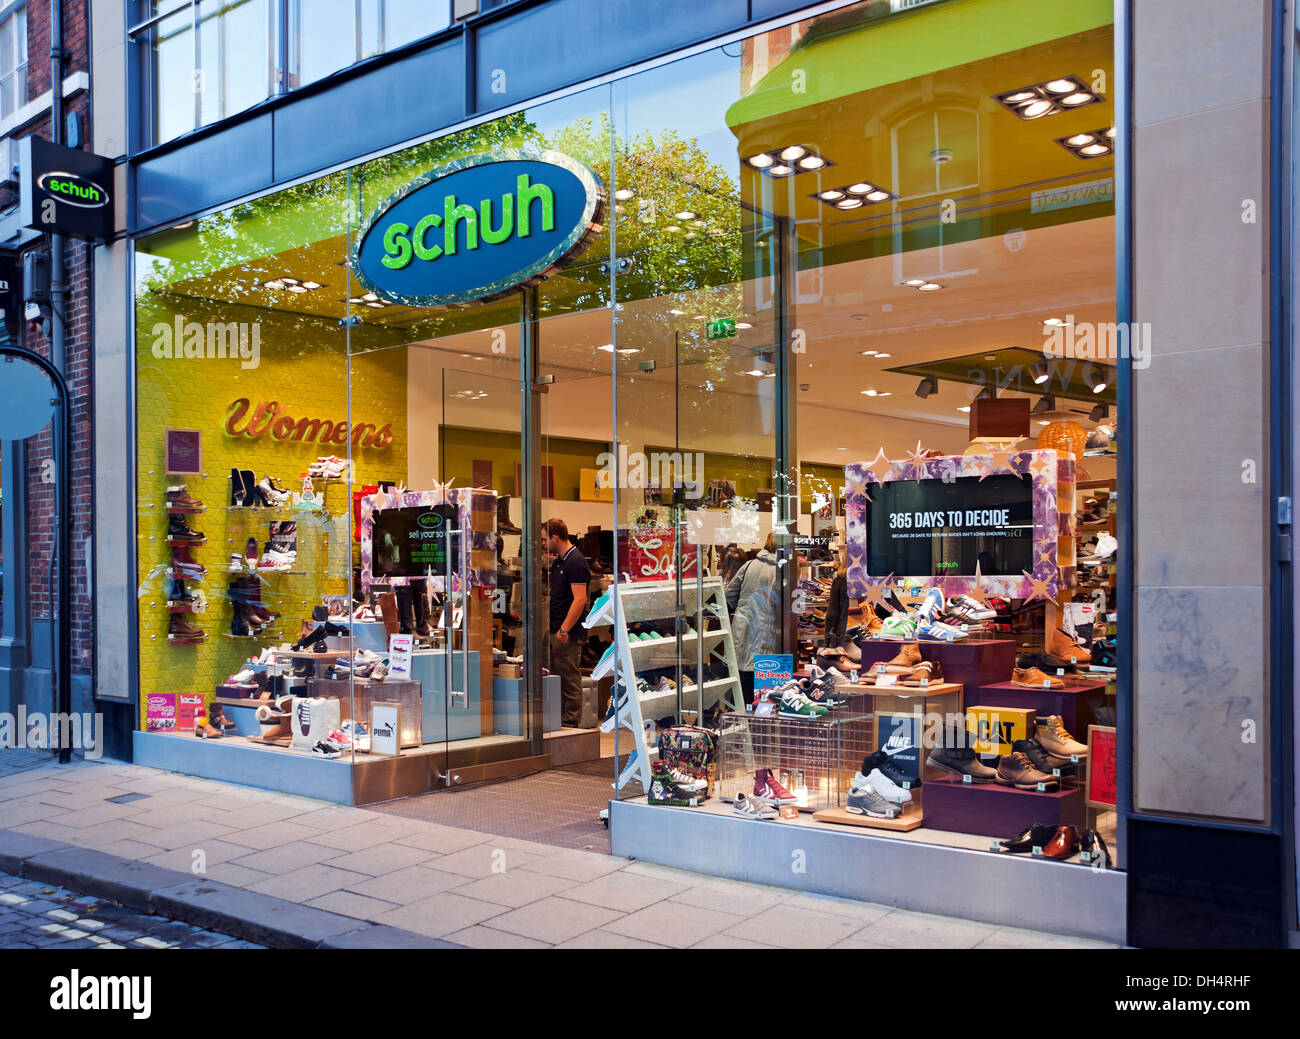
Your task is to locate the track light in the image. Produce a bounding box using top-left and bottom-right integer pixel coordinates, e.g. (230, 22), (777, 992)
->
(1031, 394), (1056, 415)
(1029, 360), (1051, 385)
(1084, 366), (1108, 394)
(915, 375), (939, 399)
(1089, 403), (1110, 422)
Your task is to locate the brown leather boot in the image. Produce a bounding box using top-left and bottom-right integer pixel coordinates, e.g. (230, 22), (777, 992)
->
(1044, 626), (1090, 667)
(881, 643), (922, 673)
(1011, 666), (1064, 689)
(168, 614), (204, 639)
(377, 592), (399, 637)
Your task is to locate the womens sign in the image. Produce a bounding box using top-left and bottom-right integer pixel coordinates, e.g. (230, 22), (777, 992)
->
(353, 149), (604, 307)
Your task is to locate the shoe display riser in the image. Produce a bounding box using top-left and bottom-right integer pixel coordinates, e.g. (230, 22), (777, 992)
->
(856, 637), (1017, 703)
(306, 679), (423, 747)
(923, 777), (1086, 839)
(492, 674), (562, 735)
(975, 679), (1109, 735)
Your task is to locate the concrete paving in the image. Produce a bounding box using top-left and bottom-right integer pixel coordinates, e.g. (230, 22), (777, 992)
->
(0, 754), (1119, 950)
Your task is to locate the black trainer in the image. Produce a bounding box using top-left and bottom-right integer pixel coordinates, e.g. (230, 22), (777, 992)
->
(861, 750), (911, 788)
(1090, 639), (1118, 672)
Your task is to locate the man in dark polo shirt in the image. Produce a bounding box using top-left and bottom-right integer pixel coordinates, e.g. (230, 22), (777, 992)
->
(544, 518), (589, 727)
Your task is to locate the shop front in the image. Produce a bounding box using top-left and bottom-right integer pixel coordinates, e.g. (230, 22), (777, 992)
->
(129, 0), (1129, 938)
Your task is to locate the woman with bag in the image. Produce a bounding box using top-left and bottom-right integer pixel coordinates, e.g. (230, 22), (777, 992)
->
(725, 532), (782, 706)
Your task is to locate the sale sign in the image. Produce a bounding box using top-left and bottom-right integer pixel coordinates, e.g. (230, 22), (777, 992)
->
(616, 524), (699, 582)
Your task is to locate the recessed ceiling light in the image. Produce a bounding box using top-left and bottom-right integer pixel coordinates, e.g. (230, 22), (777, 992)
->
(1080, 143), (1111, 156)
(1043, 78), (1080, 94)
(836, 447), (847, 451)
(1043, 317), (1069, 327)
(693, 314), (706, 320)
(1003, 90), (1036, 103)
(301, 281), (322, 290)
(614, 187), (636, 201)
(835, 198), (863, 209)
(1067, 133), (1096, 146)
(746, 153), (775, 169)
(1061, 92), (1094, 106)
(263, 280), (285, 290)
(779, 145), (807, 161)
(904, 278), (927, 287)
(798, 155), (827, 170)
(847, 182), (874, 194)
(820, 189), (845, 201)
(1021, 99), (1055, 118)
(957, 406), (971, 413)
(280, 277), (300, 285)
(768, 164), (795, 176)
(861, 389), (879, 396)
(736, 322), (753, 329)
(860, 349), (877, 356)
(918, 282), (942, 291)
(670, 308), (686, 315)
(1037, 420), (1051, 426)
(285, 284), (308, 293)
(1104, 126), (1117, 138)
(865, 190), (892, 202)
(362, 293), (378, 302)
(875, 352), (890, 358)
(365, 301), (385, 309)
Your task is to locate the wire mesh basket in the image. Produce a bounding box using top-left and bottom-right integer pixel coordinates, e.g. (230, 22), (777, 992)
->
(716, 710), (874, 811)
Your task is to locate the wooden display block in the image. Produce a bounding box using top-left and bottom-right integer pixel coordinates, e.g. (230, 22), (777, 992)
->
(923, 776), (1085, 838)
(813, 806), (924, 831)
(856, 637), (1017, 703)
(975, 679), (1108, 733)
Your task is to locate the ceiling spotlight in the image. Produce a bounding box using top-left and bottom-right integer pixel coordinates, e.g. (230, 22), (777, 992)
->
(767, 164), (795, 177)
(918, 282), (942, 291)
(861, 388), (879, 396)
(745, 153), (775, 169)
(365, 301), (385, 309)
(875, 352), (890, 358)
(1084, 366), (1109, 394)
(1043, 316), (1070, 327)
(995, 77), (1102, 120)
(860, 349), (877, 356)
(1031, 393), (1056, 415)
(280, 277), (300, 285)
(362, 293), (378, 302)
(1067, 133), (1096, 146)
(904, 278), (927, 287)
(300, 281), (322, 290)
(835, 198), (863, 210)
(1061, 92), (1094, 106)
(613, 187), (636, 201)
(1002, 90), (1037, 103)
(285, 284), (308, 293)
(736, 321), (753, 329)
(1089, 403), (1110, 422)
(915, 375), (939, 399)
(779, 145), (807, 161)
(847, 182), (874, 194)
(1044, 78), (1082, 94)
(957, 406), (971, 413)
(1080, 143), (1111, 156)
(263, 279), (285, 290)
(1104, 126), (1117, 138)
(798, 155), (827, 170)
(1029, 360), (1051, 384)
(820, 189), (846, 201)
(1021, 99), (1055, 118)
(811, 179), (894, 207)
(865, 190), (892, 202)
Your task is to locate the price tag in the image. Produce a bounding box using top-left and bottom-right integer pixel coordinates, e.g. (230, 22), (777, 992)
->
(778, 805), (799, 821)
(875, 673), (897, 688)
(875, 663), (887, 674)
(902, 780), (912, 790)
(1036, 781), (1047, 792)
(753, 701), (776, 716)
(1081, 851), (1094, 864)
(918, 677), (929, 688)
(962, 774), (972, 784)
(1052, 768), (1062, 778)
(1056, 668), (1066, 676)
(1071, 754), (1079, 763)
(1070, 656), (1077, 665)
(1031, 845), (1044, 857)
(1042, 680), (1052, 688)
(989, 839), (1002, 852)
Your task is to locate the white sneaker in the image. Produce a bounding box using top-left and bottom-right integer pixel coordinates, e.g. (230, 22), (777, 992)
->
(668, 768), (707, 793)
(732, 792), (777, 820)
(852, 768), (913, 804)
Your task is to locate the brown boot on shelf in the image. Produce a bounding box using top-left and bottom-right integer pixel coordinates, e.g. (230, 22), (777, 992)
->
(208, 704), (236, 731)
(1044, 626), (1091, 667)
(166, 485), (204, 510)
(254, 718), (292, 743)
(882, 642), (923, 673)
(195, 720), (224, 739)
(168, 614), (204, 639)
(377, 592), (399, 637)
(1011, 666), (1064, 689)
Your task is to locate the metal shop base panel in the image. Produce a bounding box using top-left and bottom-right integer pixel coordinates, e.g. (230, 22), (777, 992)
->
(609, 799), (1126, 944)
(133, 731), (545, 806)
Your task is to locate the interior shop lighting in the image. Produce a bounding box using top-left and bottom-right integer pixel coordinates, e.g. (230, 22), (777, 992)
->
(265, 276), (326, 292)
(875, 352), (890, 358)
(1089, 402), (1110, 422)
(917, 282), (943, 291)
(860, 388), (892, 397)
(613, 187), (637, 201)
(993, 75), (1103, 119)
(860, 349), (878, 356)
(957, 405), (971, 413)
(598, 344), (640, 354)
(744, 146), (835, 176)
(1042, 316), (1071, 328)
(915, 375), (938, 399)
(1029, 360), (1051, 384)
(1056, 127), (1115, 159)
(736, 322), (753, 329)
(1085, 368), (1108, 394)
(1031, 393), (1056, 415)
(812, 179), (897, 208)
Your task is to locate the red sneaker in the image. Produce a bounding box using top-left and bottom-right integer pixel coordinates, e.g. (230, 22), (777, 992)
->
(753, 767), (798, 805)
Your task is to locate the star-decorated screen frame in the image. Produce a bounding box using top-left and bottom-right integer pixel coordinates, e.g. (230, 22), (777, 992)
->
(844, 448), (1074, 605)
(359, 484), (499, 597)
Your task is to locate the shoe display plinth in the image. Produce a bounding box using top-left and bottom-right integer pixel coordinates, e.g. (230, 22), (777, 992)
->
(995, 752), (1059, 790)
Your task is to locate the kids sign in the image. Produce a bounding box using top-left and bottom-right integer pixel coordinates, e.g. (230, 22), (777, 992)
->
(353, 149), (604, 307)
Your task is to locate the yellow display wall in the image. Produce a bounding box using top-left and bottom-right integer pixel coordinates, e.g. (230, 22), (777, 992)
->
(136, 295), (408, 729)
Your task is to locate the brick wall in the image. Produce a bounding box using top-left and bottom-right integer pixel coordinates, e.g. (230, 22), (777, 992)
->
(13, 0), (95, 683)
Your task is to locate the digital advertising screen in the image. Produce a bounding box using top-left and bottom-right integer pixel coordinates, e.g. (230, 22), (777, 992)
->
(369, 504), (460, 579)
(864, 474), (1034, 577)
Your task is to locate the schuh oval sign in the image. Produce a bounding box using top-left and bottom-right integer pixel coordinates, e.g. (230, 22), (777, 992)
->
(38, 171), (109, 208)
(353, 149), (604, 308)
